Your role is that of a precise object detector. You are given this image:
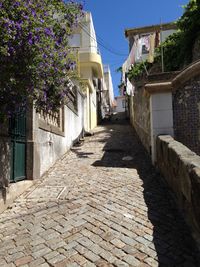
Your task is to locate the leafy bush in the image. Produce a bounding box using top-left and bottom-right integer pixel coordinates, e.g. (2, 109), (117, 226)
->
(156, 0), (200, 71)
(127, 61), (152, 81)
(0, 0), (83, 121)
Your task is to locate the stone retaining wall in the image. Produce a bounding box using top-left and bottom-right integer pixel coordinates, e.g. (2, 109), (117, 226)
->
(129, 82), (151, 153)
(156, 135), (200, 241)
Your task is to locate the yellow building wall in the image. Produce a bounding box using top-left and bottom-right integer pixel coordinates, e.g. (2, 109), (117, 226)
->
(90, 97), (97, 130)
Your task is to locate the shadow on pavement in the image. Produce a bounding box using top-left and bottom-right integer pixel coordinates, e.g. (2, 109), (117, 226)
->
(91, 122), (200, 267)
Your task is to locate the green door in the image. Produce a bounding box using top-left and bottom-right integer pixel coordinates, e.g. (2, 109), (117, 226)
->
(9, 110), (26, 182)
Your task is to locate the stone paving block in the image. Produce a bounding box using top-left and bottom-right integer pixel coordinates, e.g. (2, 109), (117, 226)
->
(77, 237), (94, 248)
(83, 261), (96, 267)
(64, 241), (78, 250)
(113, 259), (129, 267)
(89, 233), (103, 244)
(0, 259), (7, 266)
(110, 238), (126, 249)
(5, 252), (25, 263)
(14, 256), (33, 266)
(120, 236), (137, 246)
(144, 257), (159, 267)
(133, 251), (148, 261)
(7, 246), (25, 255)
(4, 264), (16, 267)
(48, 241), (66, 250)
(95, 259), (114, 267)
(71, 253), (88, 265)
(89, 244), (104, 255)
(54, 258), (73, 267)
(39, 263), (50, 267)
(47, 254), (66, 265)
(43, 250), (59, 261)
(100, 250), (117, 263)
(66, 263), (79, 267)
(75, 244), (88, 255)
(62, 248), (78, 258)
(32, 246), (51, 259)
(31, 243), (46, 252)
(123, 255), (141, 266)
(84, 250), (100, 263)
(136, 236), (151, 247)
(29, 258), (46, 267)
(99, 241), (114, 252)
(30, 237), (45, 246)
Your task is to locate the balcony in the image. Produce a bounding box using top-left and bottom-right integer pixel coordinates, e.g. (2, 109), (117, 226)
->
(78, 49), (103, 78)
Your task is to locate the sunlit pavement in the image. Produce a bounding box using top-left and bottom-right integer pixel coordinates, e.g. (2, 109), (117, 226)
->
(0, 122), (199, 267)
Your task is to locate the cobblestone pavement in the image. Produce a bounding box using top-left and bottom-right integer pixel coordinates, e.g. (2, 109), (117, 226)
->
(0, 122), (200, 267)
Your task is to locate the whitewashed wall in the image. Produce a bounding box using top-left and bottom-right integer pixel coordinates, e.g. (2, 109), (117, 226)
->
(36, 92), (85, 177)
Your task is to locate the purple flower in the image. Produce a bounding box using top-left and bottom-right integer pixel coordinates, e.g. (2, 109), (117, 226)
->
(34, 35), (40, 43)
(44, 28), (52, 36)
(31, 10), (36, 17)
(28, 32), (34, 45)
(14, 2), (20, 7)
(57, 37), (62, 45)
(15, 22), (22, 30)
(8, 46), (15, 54)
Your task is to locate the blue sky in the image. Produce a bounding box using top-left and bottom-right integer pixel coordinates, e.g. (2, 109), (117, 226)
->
(84, 0), (189, 96)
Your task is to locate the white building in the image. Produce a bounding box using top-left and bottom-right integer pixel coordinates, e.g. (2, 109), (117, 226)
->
(101, 65), (115, 117)
(69, 12), (103, 131)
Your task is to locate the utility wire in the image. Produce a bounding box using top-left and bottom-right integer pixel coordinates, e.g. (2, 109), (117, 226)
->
(81, 22), (128, 57)
(79, 22), (128, 57)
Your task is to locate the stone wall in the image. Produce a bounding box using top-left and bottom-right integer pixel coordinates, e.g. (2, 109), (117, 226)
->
(173, 76), (200, 155)
(129, 82), (151, 153)
(156, 135), (200, 241)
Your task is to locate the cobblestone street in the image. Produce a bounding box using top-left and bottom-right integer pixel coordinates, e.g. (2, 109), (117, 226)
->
(0, 122), (200, 267)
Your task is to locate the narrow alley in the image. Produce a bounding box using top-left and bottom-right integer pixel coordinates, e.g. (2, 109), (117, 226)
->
(0, 121), (199, 267)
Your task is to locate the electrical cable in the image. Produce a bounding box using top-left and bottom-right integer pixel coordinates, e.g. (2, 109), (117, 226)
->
(79, 22), (128, 57)
(80, 22), (127, 56)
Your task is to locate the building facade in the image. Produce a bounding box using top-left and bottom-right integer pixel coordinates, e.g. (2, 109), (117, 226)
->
(0, 11), (105, 212)
(123, 23), (177, 162)
(69, 12), (104, 132)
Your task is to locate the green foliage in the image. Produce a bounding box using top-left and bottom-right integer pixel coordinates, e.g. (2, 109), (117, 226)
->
(116, 66), (122, 73)
(177, 0), (200, 63)
(118, 81), (124, 89)
(156, 0), (200, 71)
(155, 30), (185, 71)
(0, 0), (83, 121)
(127, 61), (152, 81)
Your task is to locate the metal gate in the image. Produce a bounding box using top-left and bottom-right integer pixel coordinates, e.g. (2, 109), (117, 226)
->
(9, 110), (26, 182)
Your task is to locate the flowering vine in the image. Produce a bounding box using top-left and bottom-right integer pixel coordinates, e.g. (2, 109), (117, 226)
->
(0, 0), (83, 120)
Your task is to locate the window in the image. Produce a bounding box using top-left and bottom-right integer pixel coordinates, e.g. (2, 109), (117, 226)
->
(38, 108), (65, 136)
(66, 85), (78, 114)
(142, 44), (149, 55)
(68, 34), (81, 47)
